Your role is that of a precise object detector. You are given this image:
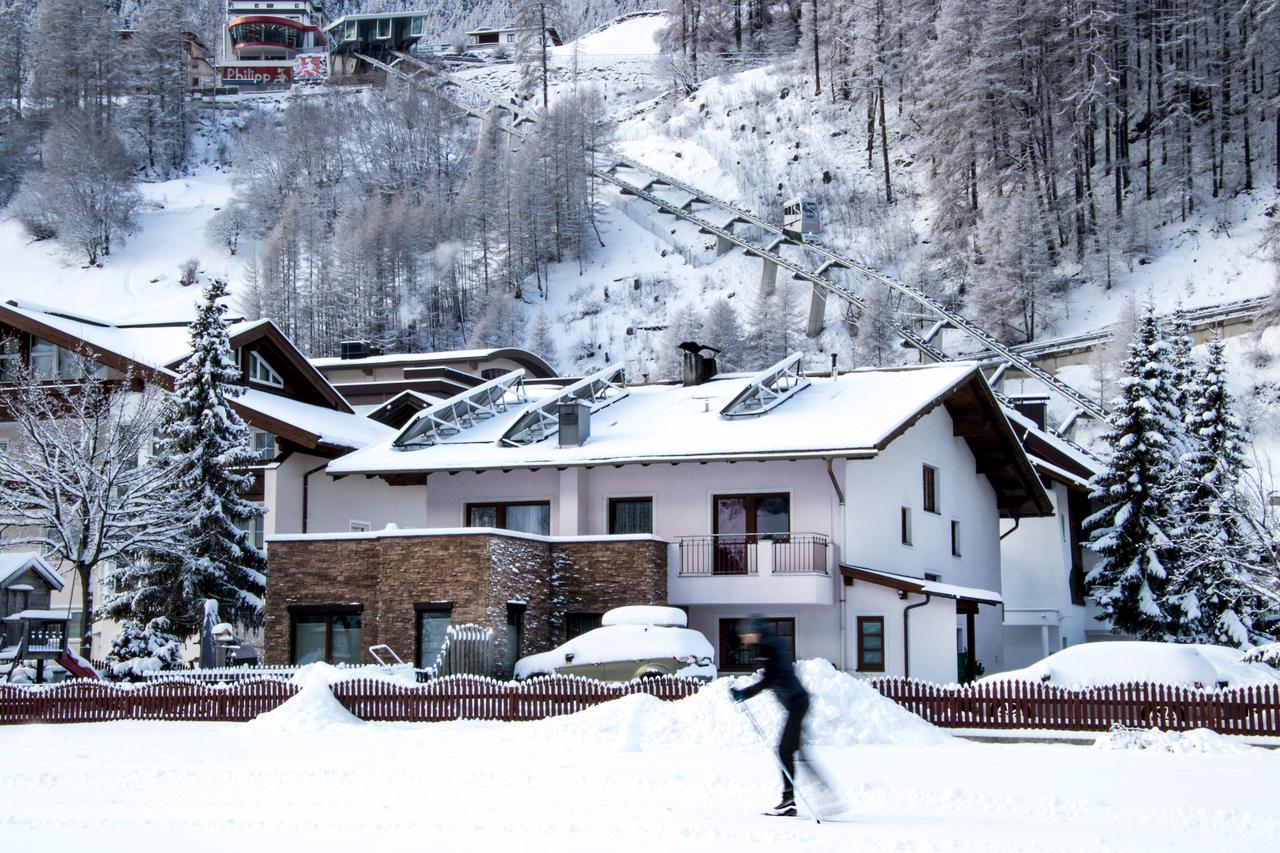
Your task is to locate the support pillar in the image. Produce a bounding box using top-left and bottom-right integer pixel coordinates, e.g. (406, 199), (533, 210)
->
(805, 283), (826, 338)
(760, 259), (778, 295)
(1040, 623), (1050, 659)
(715, 232), (734, 256)
(965, 609), (978, 682)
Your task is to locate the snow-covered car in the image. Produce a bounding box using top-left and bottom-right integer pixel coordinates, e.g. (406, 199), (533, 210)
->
(514, 606), (715, 682)
(983, 641), (1280, 689)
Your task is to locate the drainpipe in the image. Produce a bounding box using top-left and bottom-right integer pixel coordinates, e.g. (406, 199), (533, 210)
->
(301, 462), (327, 534)
(999, 516), (1021, 540)
(826, 457), (848, 670)
(902, 592), (931, 679)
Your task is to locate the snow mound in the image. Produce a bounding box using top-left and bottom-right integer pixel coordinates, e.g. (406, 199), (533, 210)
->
(1094, 726), (1256, 755)
(984, 642), (1280, 689)
(247, 663), (363, 732)
(536, 659), (947, 749)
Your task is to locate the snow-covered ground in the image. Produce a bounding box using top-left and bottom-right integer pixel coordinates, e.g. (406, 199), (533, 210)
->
(0, 168), (240, 323)
(2, 663), (1276, 851)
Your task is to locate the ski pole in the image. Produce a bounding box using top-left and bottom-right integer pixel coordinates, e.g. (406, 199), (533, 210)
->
(737, 700), (823, 824)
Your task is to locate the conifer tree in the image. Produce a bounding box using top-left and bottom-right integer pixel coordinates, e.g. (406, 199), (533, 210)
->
(1085, 302), (1183, 639)
(145, 279), (266, 634)
(526, 310), (559, 373)
(1166, 338), (1257, 645)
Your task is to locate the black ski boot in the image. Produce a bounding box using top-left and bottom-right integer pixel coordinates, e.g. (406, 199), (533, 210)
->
(764, 795), (797, 817)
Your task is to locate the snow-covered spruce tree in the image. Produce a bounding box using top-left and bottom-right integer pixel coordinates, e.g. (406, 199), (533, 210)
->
(104, 618), (183, 681)
(1166, 306), (1197, 436)
(1165, 338), (1259, 645)
(126, 279), (265, 636)
(1084, 302), (1184, 639)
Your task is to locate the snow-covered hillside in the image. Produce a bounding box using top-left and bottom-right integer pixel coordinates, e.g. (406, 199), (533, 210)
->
(3, 14), (1279, 401)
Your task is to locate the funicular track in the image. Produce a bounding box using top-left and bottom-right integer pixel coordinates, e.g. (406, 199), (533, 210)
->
(360, 50), (1111, 431)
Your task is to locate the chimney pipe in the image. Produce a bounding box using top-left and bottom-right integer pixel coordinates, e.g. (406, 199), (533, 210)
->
(678, 341), (721, 387)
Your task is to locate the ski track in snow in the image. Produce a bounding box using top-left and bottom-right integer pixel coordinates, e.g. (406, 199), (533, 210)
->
(0, 716), (1276, 851)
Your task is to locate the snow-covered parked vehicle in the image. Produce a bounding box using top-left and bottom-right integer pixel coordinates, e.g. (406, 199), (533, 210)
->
(514, 606), (715, 682)
(982, 641), (1280, 689)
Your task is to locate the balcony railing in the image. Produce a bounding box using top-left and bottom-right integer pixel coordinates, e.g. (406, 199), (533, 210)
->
(677, 533), (829, 576)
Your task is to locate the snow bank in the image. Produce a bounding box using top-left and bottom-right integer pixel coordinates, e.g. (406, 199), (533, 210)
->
(247, 663), (363, 732)
(984, 642), (1280, 689)
(1094, 726), (1256, 755)
(535, 659), (947, 749)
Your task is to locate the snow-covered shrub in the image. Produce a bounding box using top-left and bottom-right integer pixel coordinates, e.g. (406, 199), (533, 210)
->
(179, 258), (199, 287)
(105, 618), (184, 681)
(1243, 643), (1280, 669)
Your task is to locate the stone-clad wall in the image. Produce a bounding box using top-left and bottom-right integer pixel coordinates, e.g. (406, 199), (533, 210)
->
(263, 532), (668, 675)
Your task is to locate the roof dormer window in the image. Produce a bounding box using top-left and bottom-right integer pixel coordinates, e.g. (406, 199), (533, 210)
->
(248, 351), (284, 388)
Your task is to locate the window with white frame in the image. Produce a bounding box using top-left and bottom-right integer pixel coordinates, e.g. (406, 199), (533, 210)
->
(0, 436), (9, 453)
(375, 17), (391, 38)
(249, 429), (276, 462)
(247, 351), (284, 388)
(349, 520), (370, 533)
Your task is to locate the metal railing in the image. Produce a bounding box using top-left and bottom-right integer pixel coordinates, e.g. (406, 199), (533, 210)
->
(677, 533), (828, 576)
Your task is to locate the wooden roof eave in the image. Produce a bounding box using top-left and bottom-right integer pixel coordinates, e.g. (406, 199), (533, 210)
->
(0, 302), (176, 389)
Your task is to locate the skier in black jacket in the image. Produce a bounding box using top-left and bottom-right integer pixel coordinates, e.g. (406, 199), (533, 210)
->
(729, 615), (828, 817)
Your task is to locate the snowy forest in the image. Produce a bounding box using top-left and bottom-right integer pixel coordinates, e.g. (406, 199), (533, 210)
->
(5, 0), (1280, 366)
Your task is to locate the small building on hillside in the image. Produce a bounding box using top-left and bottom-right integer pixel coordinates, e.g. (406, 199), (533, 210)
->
(267, 352), (1052, 682)
(220, 0), (328, 88)
(324, 12), (429, 78)
(464, 25), (562, 53)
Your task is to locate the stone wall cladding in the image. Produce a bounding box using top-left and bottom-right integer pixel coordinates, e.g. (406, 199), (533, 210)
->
(263, 533), (668, 676)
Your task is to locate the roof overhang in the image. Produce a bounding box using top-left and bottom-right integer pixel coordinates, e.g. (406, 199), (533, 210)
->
(887, 368), (1054, 518)
(840, 564), (1002, 607)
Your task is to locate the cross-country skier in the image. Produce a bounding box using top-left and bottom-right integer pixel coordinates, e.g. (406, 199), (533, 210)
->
(729, 615), (834, 817)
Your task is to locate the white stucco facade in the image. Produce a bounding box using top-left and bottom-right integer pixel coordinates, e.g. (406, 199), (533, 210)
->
(301, 402), (1016, 683)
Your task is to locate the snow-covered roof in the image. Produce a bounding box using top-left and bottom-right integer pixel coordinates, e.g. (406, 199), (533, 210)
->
(312, 349), (518, 368)
(311, 347), (556, 378)
(0, 552), (64, 592)
(1004, 406), (1103, 483)
(3, 609), (73, 622)
(235, 388), (394, 450)
(842, 565), (1002, 606)
(330, 363), (981, 475)
(1, 300), (267, 374)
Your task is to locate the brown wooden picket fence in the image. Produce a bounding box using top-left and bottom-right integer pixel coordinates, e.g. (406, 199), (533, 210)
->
(331, 673), (702, 722)
(0, 678), (300, 724)
(0, 673), (702, 725)
(871, 677), (1280, 736)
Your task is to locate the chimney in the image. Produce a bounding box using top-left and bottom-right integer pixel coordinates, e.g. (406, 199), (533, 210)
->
(339, 340), (383, 360)
(678, 341), (720, 387)
(1010, 395), (1050, 431)
(558, 399), (591, 447)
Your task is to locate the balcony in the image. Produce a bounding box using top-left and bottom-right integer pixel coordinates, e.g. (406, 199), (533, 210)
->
(677, 533), (829, 576)
(668, 533), (835, 607)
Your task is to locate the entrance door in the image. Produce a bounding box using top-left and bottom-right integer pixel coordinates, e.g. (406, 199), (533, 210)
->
(714, 496), (750, 574)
